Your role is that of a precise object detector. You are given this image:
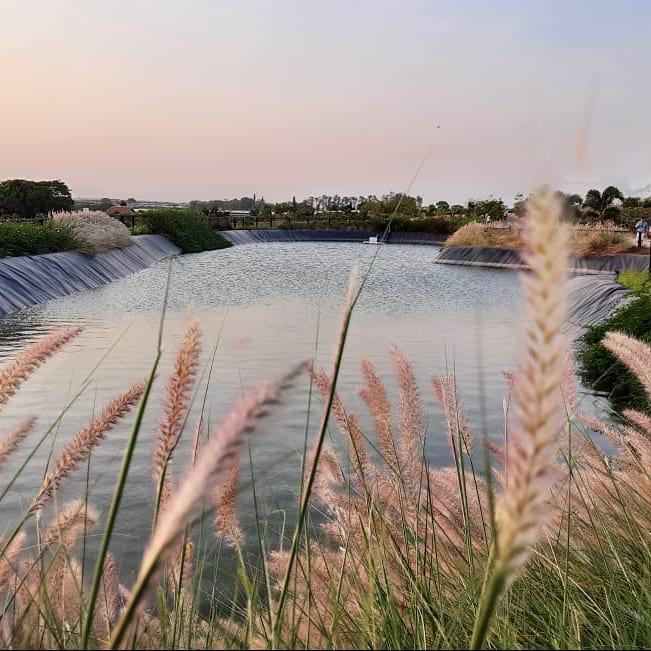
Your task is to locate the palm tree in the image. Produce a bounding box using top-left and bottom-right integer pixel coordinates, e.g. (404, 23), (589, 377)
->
(582, 186), (624, 223)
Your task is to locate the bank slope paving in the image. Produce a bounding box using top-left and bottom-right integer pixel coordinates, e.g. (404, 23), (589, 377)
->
(0, 234), (180, 318)
(221, 229), (376, 245)
(436, 246), (651, 274)
(221, 229), (451, 245)
(565, 274), (632, 328)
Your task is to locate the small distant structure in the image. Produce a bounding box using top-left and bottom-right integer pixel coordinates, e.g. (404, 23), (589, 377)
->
(106, 205), (136, 218)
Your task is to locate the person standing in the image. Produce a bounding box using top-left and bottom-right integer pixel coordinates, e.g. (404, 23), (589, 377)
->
(635, 217), (649, 248)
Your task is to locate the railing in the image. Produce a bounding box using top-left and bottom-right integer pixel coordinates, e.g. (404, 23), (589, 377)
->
(0, 215), (51, 225)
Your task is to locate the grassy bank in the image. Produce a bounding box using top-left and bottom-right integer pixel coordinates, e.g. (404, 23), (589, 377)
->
(579, 270), (651, 413)
(0, 212), (133, 257)
(2, 191), (651, 649)
(0, 209), (232, 258)
(141, 209), (232, 253)
(0, 222), (79, 257)
(445, 221), (636, 257)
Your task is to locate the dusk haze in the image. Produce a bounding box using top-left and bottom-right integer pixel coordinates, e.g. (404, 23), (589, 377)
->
(2, 0), (650, 203)
(2, 3), (651, 650)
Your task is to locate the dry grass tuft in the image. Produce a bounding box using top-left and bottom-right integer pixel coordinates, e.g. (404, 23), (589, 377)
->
(152, 319), (201, 516)
(30, 381), (146, 514)
(0, 326), (82, 410)
(445, 220), (632, 256)
(445, 222), (524, 249)
(53, 210), (133, 254)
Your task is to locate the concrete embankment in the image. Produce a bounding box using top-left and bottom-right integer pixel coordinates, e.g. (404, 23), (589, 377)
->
(221, 229), (448, 246)
(565, 274), (632, 327)
(435, 245), (650, 275)
(0, 235), (180, 318)
(434, 246), (638, 327)
(0, 231), (634, 330)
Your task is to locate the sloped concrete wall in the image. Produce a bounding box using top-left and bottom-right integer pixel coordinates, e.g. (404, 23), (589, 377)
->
(221, 229), (448, 245)
(0, 235), (180, 317)
(220, 229), (375, 244)
(435, 245), (650, 274)
(565, 274), (632, 327)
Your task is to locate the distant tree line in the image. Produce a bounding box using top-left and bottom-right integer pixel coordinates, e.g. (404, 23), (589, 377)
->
(0, 180), (74, 219)
(3, 178), (651, 229)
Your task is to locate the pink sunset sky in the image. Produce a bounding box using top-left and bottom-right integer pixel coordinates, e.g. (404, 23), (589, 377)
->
(1, 0), (649, 205)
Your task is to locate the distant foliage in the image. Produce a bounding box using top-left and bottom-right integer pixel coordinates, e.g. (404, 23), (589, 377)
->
(579, 292), (651, 413)
(0, 222), (78, 257)
(141, 209), (232, 253)
(53, 211), (133, 254)
(371, 215), (461, 234)
(0, 179), (74, 219)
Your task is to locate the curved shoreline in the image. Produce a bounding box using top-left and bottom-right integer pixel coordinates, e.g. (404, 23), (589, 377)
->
(435, 245), (650, 275)
(0, 231), (635, 329)
(220, 229), (448, 245)
(0, 234), (180, 318)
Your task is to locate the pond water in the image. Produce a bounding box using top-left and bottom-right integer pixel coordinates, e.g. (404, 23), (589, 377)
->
(0, 242), (610, 589)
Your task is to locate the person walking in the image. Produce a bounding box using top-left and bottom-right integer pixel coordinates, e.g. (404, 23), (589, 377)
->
(635, 217), (649, 248)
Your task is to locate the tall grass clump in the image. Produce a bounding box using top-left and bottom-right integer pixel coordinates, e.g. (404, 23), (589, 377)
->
(445, 221), (633, 256)
(0, 222), (79, 257)
(568, 229), (629, 256)
(141, 209), (232, 253)
(53, 211), (133, 254)
(0, 314), (306, 649)
(445, 222), (524, 249)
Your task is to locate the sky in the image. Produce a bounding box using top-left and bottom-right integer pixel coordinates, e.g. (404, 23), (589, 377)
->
(1, 0), (650, 205)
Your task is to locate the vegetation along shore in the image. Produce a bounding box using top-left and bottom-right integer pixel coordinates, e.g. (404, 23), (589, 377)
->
(0, 186), (648, 648)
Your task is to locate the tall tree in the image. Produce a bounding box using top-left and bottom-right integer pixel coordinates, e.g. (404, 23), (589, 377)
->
(582, 186), (624, 222)
(0, 179), (73, 219)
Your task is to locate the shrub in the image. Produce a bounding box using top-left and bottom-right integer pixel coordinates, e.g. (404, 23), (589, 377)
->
(445, 221), (633, 256)
(0, 222), (79, 257)
(371, 215), (463, 234)
(444, 222), (524, 248)
(579, 292), (651, 413)
(53, 210), (133, 254)
(568, 230), (629, 256)
(141, 209), (232, 253)
(618, 270), (651, 293)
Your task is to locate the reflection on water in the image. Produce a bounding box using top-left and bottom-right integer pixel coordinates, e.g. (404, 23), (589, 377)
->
(0, 242), (610, 584)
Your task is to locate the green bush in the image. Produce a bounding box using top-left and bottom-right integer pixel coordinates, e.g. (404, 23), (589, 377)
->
(370, 215), (471, 235)
(579, 292), (651, 412)
(0, 222), (79, 257)
(141, 209), (232, 253)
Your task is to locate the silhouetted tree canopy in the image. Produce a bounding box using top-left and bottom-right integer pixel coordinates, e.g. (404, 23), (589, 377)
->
(583, 186), (624, 222)
(0, 179), (74, 219)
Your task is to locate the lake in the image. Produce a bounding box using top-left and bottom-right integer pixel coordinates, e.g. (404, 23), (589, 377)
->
(0, 241), (610, 587)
